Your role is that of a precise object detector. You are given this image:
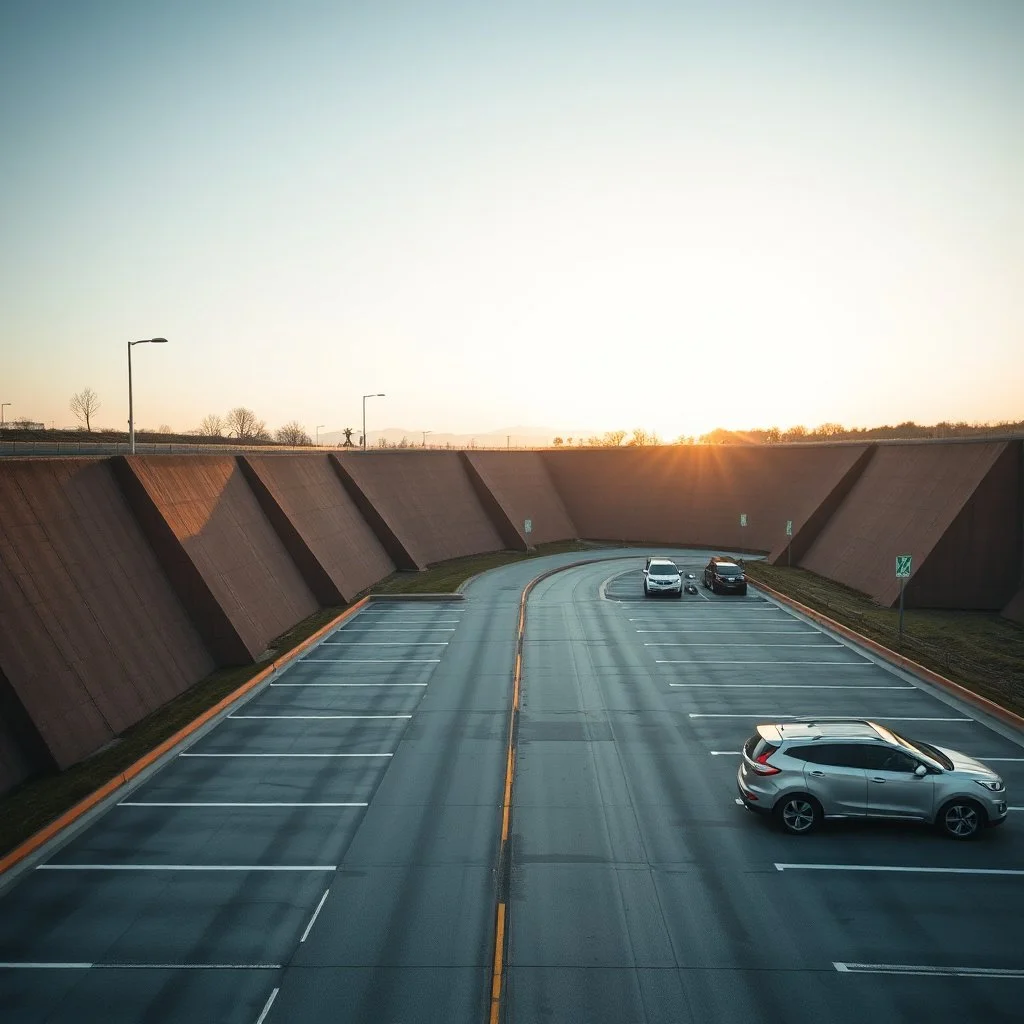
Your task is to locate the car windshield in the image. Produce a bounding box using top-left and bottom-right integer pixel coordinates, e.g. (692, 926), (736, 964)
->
(649, 564), (678, 576)
(890, 731), (954, 770)
(715, 564), (742, 576)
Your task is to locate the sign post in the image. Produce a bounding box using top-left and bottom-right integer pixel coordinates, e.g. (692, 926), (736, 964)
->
(524, 519), (533, 536)
(895, 554), (912, 643)
(785, 520), (793, 567)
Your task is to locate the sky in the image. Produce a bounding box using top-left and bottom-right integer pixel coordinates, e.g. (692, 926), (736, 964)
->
(2, 0), (1022, 442)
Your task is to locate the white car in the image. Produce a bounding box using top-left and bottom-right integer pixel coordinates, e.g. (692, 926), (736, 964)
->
(642, 558), (683, 598)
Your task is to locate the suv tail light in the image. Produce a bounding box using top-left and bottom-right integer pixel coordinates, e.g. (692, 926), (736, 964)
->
(751, 748), (781, 776)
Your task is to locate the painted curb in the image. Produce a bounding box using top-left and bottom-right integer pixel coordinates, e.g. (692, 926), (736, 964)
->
(0, 596), (372, 878)
(751, 580), (1024, 732)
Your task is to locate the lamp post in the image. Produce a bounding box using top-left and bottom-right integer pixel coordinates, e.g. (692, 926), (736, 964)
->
(128, 338), (168, 454)
(422, 430), (432, 447)
(0, 403), (9, 428)
(362, 393), (384, 451)
(316, 424), (325, 446)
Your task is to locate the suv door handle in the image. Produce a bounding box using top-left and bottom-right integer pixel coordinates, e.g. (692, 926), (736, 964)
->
(870, 777), (886, 784)
(809, 770), (825, 777)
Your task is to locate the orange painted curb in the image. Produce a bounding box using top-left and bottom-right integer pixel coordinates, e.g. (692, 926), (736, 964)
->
(0, 597), (370, 878)
(751, 581), (1024, 732)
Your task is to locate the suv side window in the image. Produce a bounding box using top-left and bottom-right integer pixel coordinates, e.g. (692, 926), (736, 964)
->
(792, 744), (864, 767)
(861, 746), (920, 773)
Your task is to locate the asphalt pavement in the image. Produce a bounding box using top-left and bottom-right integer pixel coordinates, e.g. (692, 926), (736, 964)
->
(1, 549), (1022, 1023)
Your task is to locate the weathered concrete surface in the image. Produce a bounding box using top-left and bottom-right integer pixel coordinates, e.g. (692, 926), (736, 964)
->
(121, 457), (319, 660)
(800, 442), (1012, 608)
(241, 455), (395, 602)
(335, 452), (505, 566)
(1004, 588), (1024, 626)
(542, 445), (871, 554)
(463, 451), (576, 548)
(0, 460), (213, 771)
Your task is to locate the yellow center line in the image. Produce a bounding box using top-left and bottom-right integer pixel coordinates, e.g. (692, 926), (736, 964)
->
(488, 903), (507, 1024)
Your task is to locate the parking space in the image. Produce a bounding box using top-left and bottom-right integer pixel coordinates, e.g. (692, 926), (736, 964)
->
(507, 556), (1024, 1023)
(0, 601), (460, 1024)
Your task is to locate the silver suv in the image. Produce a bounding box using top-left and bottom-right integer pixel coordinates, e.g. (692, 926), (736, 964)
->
(737, 719), (1008, 839)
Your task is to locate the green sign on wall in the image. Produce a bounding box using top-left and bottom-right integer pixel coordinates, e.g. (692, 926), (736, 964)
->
(896, 554), (912, 578)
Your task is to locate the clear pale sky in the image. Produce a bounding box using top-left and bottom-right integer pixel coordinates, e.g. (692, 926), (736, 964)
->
(2, 0), (1022, 440)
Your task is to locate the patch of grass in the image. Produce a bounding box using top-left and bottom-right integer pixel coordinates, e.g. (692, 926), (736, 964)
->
(0, 541), (589, 861)
(743, 562), (1024, 717)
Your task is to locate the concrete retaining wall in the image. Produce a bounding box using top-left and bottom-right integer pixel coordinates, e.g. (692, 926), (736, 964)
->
(0, 460), (214, 773)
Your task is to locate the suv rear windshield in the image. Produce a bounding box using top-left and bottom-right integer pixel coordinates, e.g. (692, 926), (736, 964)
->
(649, 564), (678, 576)
(743, 734), (777, 761)
(715, 564), (742, 576)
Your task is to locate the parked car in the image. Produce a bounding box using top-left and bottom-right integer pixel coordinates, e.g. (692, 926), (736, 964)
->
(642, 558), (683, 598)
(703, 556), (747, 595)
(737, 718), (1008, 839)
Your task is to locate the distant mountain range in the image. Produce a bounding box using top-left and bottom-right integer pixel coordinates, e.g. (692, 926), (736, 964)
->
(318, 425), (597, 449)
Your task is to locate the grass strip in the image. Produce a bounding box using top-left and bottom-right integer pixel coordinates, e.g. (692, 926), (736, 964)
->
(743, 562), (1024, 718)
(0, 541), (587, 860)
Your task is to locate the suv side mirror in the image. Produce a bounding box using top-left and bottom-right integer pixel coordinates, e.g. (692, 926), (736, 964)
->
(914, 764), (928, 777)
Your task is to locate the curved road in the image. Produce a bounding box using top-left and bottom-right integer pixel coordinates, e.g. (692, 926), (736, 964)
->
(0, 550), (1021, 1022)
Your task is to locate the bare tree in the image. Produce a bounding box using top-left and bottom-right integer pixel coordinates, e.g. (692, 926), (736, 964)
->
(69, 387), (101, 431)
(274, 421), (312, 445)
(627, 428), (661, 447)
(764, 426), (782, 444)
(225, 407), (267, 441)
(603, 430), (627, 447)
(199, 413), (224, 437)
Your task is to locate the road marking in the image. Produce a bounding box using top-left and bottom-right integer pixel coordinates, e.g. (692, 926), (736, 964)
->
(658, 660), (872, 666)
(295, 659), (441, 664)
(489, 903), (506, 1024)
(670, 683), (913, 689)
(0, 962), (282, 970)
(38, 864), (336, 871)
(179, 753), (392, 758)
(349, 618), (460, 624)
(338, 628), (456, 632)
(637, 630), (818, 634)
(255, 988), (280, 1024)
(833, 962), (1024, 978)
(980, 758), (1024, 763)
(776, 864), (1024, 876)
(319, 640), (449, 648)
(690, 714), (972, 721)
(648, 642), (844, 648)
(270, 682), (428, 687)
(300, 889), (330, 943)
(228, 714), (412, 720)
(118, 802), (368, 808)
(712, 751), (741, 755)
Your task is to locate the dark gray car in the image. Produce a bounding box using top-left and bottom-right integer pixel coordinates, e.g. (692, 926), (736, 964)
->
(737, 719), (1008, 839)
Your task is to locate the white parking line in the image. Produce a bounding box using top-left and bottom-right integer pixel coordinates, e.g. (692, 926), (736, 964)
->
(37, 864), (336, 871)
(179, 753), (392, 758)
(228, 714), (412, 720)
(119, 802), (368, 808)
(255, 987), (280, 1024)
(0, 962), (282, 970)
(690, 714), (972, 721)
(775, 864), (1024, 876)
(658, 660), (872, 666)
(638, 630), (818, 634)
(833, 963), (1024, 978)
(337, 628), (456, 632)
(299, 889), (330, 943)
(711, 751), (741, 755)
(270, 682), (428, 687)
(350, 619), (460, 624)
(319, 642), (449, 646)
(648, 642), (844, 648)
(296, 659), (441, 663)
(670, 683), (912, 689)
(979, 758), (1024, 763)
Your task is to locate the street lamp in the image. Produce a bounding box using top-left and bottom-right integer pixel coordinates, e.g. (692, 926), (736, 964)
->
(128, 338), (168, 454)
(0, 403), (9, 428)
(316, 424), (325, 446)
(362, 393), (385, 451)
(422, 430), (432, 447)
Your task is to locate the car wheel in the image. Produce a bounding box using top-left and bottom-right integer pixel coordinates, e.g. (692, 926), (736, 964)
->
(938, 799), (985, 840)
(675, 588), (683, 598)
(775, 794), (822, 836)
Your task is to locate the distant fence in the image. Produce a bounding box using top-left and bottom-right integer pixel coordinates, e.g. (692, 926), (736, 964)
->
(0, 441), (537, 458)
